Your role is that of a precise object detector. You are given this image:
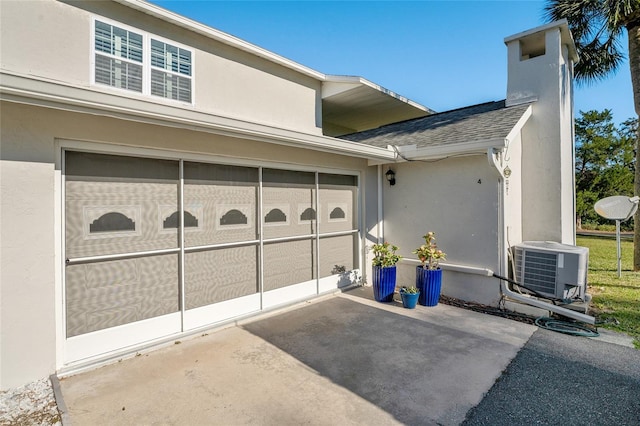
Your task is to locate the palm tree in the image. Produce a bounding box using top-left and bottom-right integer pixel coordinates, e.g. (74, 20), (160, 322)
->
(545, 0), (640, 271)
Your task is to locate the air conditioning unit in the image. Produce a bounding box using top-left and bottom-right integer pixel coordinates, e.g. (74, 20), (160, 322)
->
(512, 241), (589, 301)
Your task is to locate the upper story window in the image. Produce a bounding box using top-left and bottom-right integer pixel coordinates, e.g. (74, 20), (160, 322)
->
(94, 21), (143, 92)
(150, 40), (192, 102)
(93, 19), (193, 104)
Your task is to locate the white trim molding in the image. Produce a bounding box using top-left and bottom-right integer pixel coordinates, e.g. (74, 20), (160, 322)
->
(1, 71), (396, 162)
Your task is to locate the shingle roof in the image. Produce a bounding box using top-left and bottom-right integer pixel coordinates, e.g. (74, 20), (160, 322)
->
(339, 100), (532, 148)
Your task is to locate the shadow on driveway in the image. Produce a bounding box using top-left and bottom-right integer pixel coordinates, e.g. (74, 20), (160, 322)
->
(242, 288), (535, 425)
(59, 288), (535, 425)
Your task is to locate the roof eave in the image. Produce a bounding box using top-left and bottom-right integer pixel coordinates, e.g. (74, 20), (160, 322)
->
(366, 103), (533, 165)
(367, 138), (508, 166)
(404, 138), (509, 161)
(323, 75), (432, 113)
(505, 104), (533, 142)
(1, 71), (396, 162)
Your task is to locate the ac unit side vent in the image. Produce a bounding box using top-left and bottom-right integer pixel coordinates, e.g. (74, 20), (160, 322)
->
(519, 251), (557, 295)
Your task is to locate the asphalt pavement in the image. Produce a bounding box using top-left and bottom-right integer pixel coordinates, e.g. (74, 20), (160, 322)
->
(463, 327), (640, 425)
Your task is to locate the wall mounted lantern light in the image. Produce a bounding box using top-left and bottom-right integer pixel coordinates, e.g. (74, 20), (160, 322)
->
(385, 169), (396, 186)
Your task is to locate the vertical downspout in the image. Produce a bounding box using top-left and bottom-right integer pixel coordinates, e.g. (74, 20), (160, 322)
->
(569, 58), (577, 245)
(488, 147), (508, 278)
(498, 171), (508, 279)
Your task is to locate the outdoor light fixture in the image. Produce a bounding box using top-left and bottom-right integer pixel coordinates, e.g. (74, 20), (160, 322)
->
(385, 169), (396, 186)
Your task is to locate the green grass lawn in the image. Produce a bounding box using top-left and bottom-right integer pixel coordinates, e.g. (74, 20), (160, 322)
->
(577, 236), (640, 348)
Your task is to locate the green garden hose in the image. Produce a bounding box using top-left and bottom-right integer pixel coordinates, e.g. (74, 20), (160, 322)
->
(535, 317), (600, 337)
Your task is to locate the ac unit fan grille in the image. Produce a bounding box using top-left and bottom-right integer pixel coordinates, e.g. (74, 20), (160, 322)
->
(516, 250), (557, 296)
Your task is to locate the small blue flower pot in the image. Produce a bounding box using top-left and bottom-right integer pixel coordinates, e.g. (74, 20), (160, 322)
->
(400, 291), (420, 309)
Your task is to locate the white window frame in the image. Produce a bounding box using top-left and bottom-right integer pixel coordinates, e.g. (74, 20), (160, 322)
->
(91, 17), (195, 106)
(149, 35), (193, 103)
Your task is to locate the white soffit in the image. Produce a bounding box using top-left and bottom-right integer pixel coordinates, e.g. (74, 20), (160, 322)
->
(323, 76), (432, 133)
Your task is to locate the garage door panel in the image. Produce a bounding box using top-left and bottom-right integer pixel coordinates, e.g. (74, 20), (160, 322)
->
(65, 254), (179, 338)
(65, 152), (179, 258)
(185, 246), (258, 309)
(319, 234), (357, 278)
(183, 162), (258, 246)
(263, 240), (316, 291)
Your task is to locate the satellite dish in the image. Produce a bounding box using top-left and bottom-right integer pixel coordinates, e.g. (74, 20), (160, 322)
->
(594, 196), (638, 221)
(593, 195), (639, 278)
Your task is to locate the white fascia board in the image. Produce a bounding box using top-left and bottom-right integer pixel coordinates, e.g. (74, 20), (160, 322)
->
(406, 138), (508, 160)
(114, 0), (326, 80)
(368, 138), (507, 166)
(505, 104), (533, 143)
(0, 72), (395, 161)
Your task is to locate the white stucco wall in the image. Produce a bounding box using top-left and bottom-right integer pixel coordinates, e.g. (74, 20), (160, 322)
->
(503, 133), (524, 251)
(380, 156), (503, 305)
(0, 100), (368, 389)
(0, 161), (57, 389)
(0, 0), (322, 135)
(363, 166), (381, 282)
(506, 26), (576, 244)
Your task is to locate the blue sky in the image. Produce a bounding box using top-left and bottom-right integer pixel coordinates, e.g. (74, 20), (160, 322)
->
(150, 0), (634, 126)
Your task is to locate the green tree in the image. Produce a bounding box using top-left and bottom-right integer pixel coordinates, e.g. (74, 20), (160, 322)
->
(545, 0), (640, 270)
(575, 110), (636, 230)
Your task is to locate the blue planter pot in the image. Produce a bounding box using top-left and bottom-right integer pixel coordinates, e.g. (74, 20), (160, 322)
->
(372, 265), (396, 303)
(416, 266), (442, 306)
(400, 291), (420, 309)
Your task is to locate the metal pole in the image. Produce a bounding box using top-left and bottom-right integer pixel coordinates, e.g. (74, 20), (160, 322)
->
(616, 219), (621, 278)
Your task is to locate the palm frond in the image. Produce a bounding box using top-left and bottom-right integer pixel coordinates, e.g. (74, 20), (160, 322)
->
(545, 0), (629, 84)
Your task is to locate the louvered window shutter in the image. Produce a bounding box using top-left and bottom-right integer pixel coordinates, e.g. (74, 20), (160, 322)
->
(94, 21), (143, 92)
(150, 39), (192, 102)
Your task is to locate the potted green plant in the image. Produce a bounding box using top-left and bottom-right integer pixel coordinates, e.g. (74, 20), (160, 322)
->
(371, 241), (401, 302)
(413, 232), (446, 306)
(399, 286), (420, 309)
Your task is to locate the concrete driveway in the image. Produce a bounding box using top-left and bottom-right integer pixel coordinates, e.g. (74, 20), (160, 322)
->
(59, 287), (537, 425)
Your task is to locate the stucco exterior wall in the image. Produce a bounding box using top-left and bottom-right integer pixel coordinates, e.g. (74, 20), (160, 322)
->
(504, 133), (524, 250)
(559, 44), (576, 245)
(381, 156), (502, 305)
(506, 27), (575, 244)
(363, 166), (380, 281)
(0, 0), (89, 87)
(0, 100), (368, 389)
(0, 161), (57, 390)
(0, 0), (322, 135)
